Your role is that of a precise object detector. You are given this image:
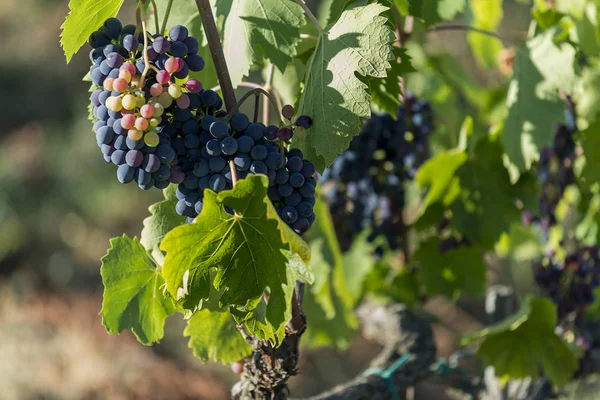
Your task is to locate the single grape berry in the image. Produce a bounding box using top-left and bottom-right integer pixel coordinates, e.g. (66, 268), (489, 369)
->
(282, 105), (295, 120)
(277, 127), (293, 141)
(295, 115), (313, 129)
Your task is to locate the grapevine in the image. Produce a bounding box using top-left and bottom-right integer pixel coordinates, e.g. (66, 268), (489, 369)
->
(50, 0), (600, 399)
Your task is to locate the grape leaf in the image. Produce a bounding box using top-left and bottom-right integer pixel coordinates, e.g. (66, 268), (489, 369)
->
(467, 0), (503, 69)
(502, 29), (578, 177)
(341, 231), (378, 305)
(302, 193), (359, 349)
(463, 296), (579, 387)
(140, 191), (186, 266)
(416, 150), (468, 211)
(60, 0), (125, 63)
(364, 261), (421, 306)
(161, 175), (309, 341)
(295, 2), (396, 172)
(318, 0), (349, 27)
(215, 0), (305, 87)
(581, 117), (600, 185)
(451, 136), (523, 248)
(184, 308), (252, 363)
(370, 48), (416, 114)
(409, 0), (466, 25)
(100, 235), (175, 345)
(414, 237), (486, 298)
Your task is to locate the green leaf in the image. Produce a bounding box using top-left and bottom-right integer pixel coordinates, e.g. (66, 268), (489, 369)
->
(302, 193), (358, 348)
(216, 0), (306, 87)
(100, 235), (175, 345)
(581, 117), (600, 185)
(341, 231), (378, 305)
(370, 48), (416, 114)
(318, 0), (349, 27)
(265, 58), (306, 110)
(161, 175), (308, 342)
(451, 136), (523, 248)
(414, 237), (486, 298)
(60, 0), (125, 63)
(295, 2), (396, 172)
(364, 261), (421, 306)
(409, 0), (466, 25)
(467, 0), (503, 69)
(463, 296), (579, 387)
(185, 308), (252, 363)
(502, 29), (578, 176)
(416, 150), (468, 212)
(140, 192), (186, 266)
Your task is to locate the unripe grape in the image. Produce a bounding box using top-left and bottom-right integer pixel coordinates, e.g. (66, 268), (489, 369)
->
(106, 96), (123, 112)
(103, 78), (115, 91)
(121, 114), (136, 129)
(185, 79), (202, 93)
(135, 117), (149, 131)
(122, 94), (137, 110)
(157, 70), (171, 84)
(158, 92), (173, 108)
(149, 118), (160, 127)
(168, 84), (182, 99)
(140, 104), (154, 119)
(165, 58), (180, 73)
(118, 69), (132, 83)
(135, 94), (146, 108)
(144, 131), (160, 147)
(128, 129), (143, 140)
(150, 83), (164, 97)
(152, 103), (165, 117)
(176, 94), (190, 109)
(113, 78), (128, 92)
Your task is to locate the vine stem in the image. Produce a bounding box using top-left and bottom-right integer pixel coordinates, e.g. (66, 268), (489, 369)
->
(263, 64), (275, 125)
(139, 19), (152, 89)
(150, 0), (160, 34)
(195, 0), (237, 112)
(424, 24), (512, 45)
(195, 0), (238, 187)
(294, 0), (323, 33)
(160, 0), (174, 34)
(224, 88), (280, 123)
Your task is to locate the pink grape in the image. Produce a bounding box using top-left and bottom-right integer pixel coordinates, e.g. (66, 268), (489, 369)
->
(185, 79), (202, 93)
(165, 58), (180, 73)
(176, 94), (190, 109)
(113, 78), (128, 93)
(135, 117), (149, 131)
(120, 62), (137, 76)
(140, 104), (154, 119)
(156, 70), (171, 84)
(121, 114), (136, 129)
(150, 83), (164, 97)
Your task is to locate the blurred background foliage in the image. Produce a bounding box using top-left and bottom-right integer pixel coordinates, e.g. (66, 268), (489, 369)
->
(0, 0), (539, 398)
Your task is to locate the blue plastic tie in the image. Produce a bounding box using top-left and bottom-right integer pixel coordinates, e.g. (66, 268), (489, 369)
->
(362, 353), (412, 400)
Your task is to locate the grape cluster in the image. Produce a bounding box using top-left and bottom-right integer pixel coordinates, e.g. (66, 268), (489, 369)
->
(173, 104), (317, 235)
(533, 96), (577, 233)
(534, 248), (600, 329)
(89, 19), (206, 190)
(86, 18), (316, 234)
(321, 94), (433, 251)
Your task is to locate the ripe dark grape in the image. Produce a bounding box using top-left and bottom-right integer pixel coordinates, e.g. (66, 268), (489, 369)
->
(295, 115), (312, 129)
(277, 127), (293, 141)
(320, 94), (434, 251)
